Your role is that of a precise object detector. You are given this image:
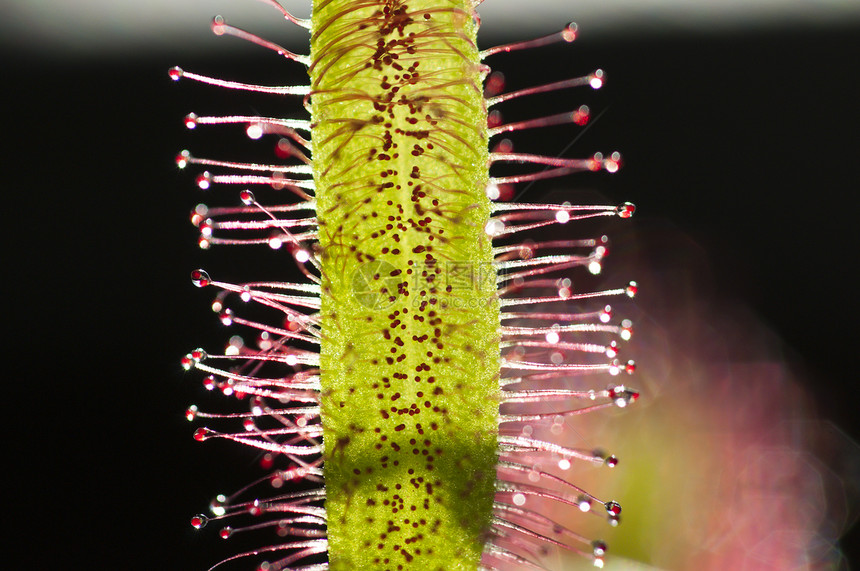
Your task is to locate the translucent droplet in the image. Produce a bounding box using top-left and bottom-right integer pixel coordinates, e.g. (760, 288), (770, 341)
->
(605, 340), (618, 358)
(199, 219), (213, 238)
(604, 500), (622, 517)
(484, 218), (505, 236)
(191, 269), (210, 288)
(608, 360), (621, 376)
(239, 189), (255, 205)
(240, 286), (252, 303)
(605, 455), (619, 468)
(190, 514), (208, 529)
(243, 418), (256, 431)
(484, 71), (505, 97)
(608, 384), (638, 407)
(495, 138), (514, 153)
(190, 348), (207, 363)
(180, 354), (194, 371)
(561, 22), (578, 42)
(219, 526), (233, 539)
(168, 66), (184, 81)
(227, 335), (244, 352)
(193, 427), (210, 442)
(183, 112), (198, 129)
(512, 493), (526, 506)
(248, 499), (263, 516)
(603, 152), (621, 173)
(176, 150), (191, 169)
(625, 281), (638, 298)
(590, 69), (605, 90)
(210, 494), (227, 516)
(616, 202), (636, 219)
(485, 184), (500, 200)
(567, 107), (590, 130)
(190, 204), (209, 227)
(211, 15), (226, 35)
(294, 249), (310, 263)
(196, 171), (213, 190)
(577, 495), (592, 513)
(620, 319), (633, 341)
(625, 360), (636, 375)
(219, 308), (233, 326)
(260, 453), (274, 470)
(600, 305), (612, 323)
(246, 124), (264, 139)
(591, 540), (607, 557)
(555, 210), (570, 224)
(185, 405), (198, 422)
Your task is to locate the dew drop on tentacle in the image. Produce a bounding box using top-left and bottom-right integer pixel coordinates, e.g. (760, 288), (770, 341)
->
(180, 354), (194, 371)
(190, 514), (208, 529)
(176, 150), (190, 168)
(577, 495), (592, 512)
(561, 22), (578, 42)
(190, 269), (210, 288)
(246, 123), (264, 139)
(183, 113), (198, 129)
(605, 501), (622, 517)
(616, 201), (636, 218)
(239, 189), (255, 206)
(626, 280), (639, 298)
(209, 494), (227, 516)
(195, 171), (212, 190)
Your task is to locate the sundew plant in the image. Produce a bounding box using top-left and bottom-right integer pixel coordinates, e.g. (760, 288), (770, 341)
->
(173, 1), (638, 569)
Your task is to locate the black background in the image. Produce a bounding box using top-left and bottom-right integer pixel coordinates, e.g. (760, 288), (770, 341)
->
(5, 18), (859, 570)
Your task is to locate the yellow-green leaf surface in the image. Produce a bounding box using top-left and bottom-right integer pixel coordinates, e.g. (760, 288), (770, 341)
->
(311, 1), (499, 569)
